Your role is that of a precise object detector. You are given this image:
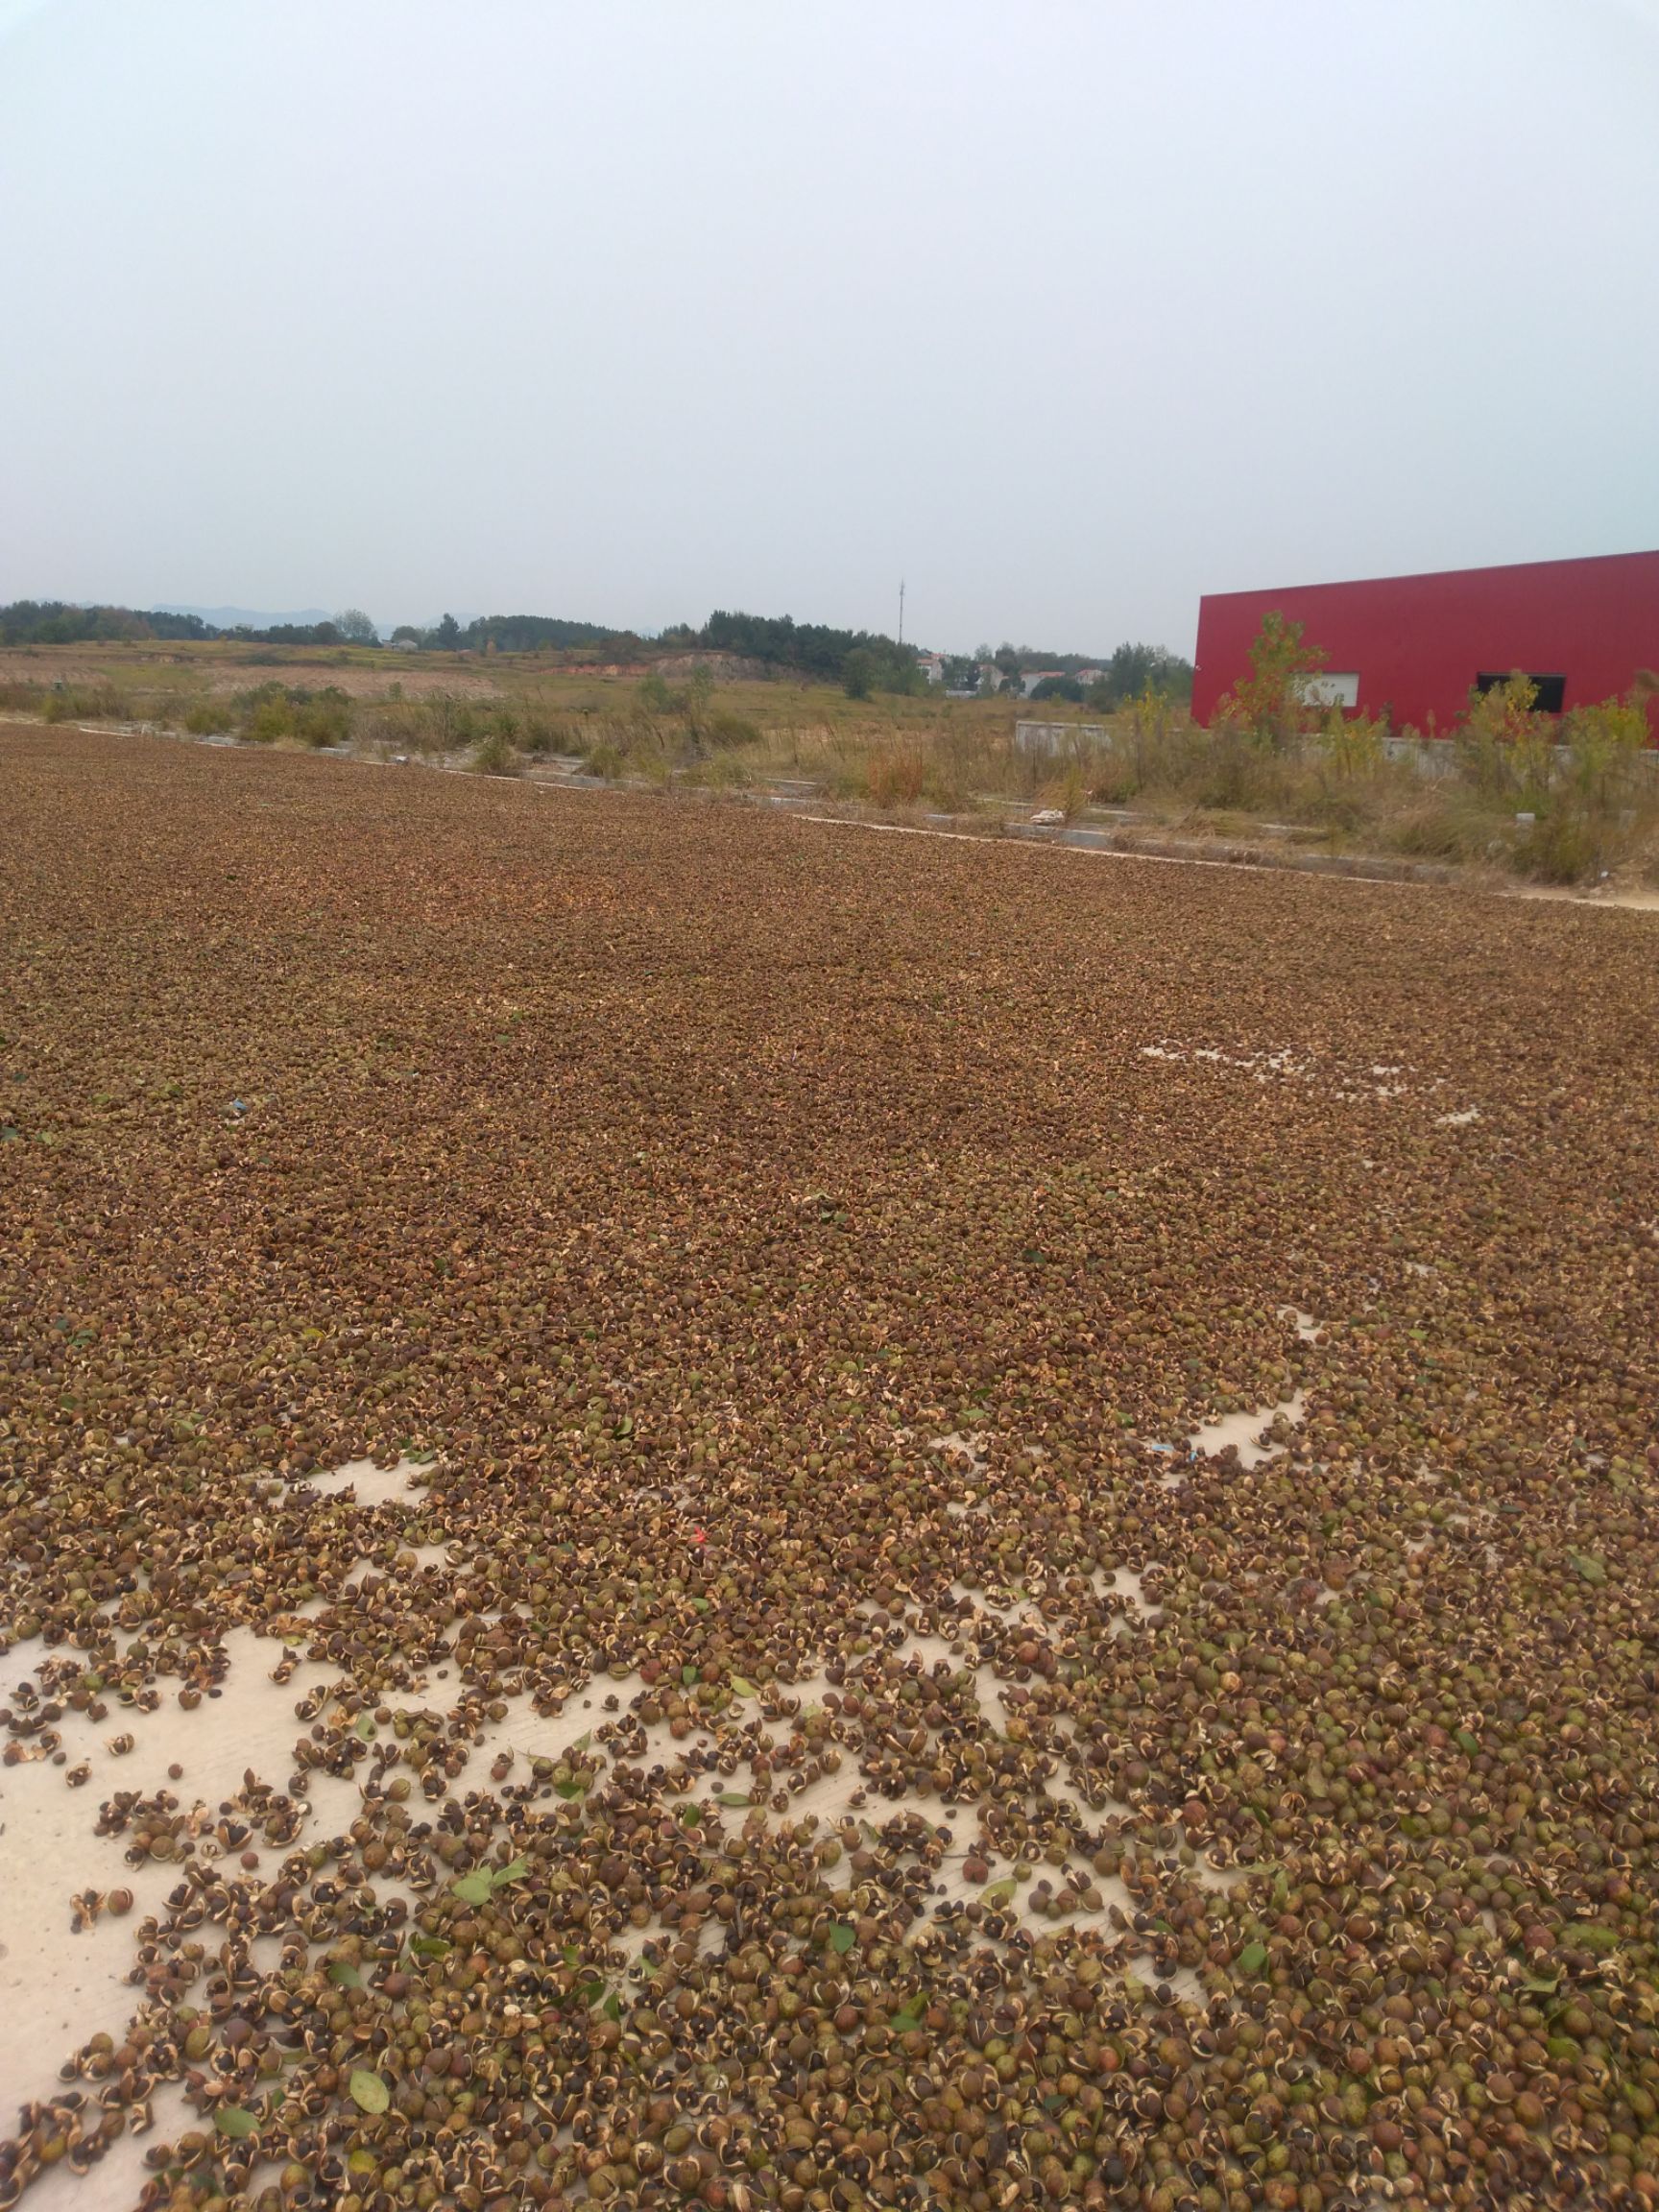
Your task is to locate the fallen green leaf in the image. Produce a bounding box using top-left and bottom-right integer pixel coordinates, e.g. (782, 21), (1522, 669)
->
(327, 1960), (363, 1987)
(1570, 1923), (1621, 1953)
(452, 1871), (493, 1905)
(349, 2069), (390, 2115)
(716, 1792), (752, 1808)
(729, 1675), (757, 1697)
(830, 1922), (857, 1954)
(1238, 1941), (1269, 1975)
(494, 1857), (530, 1886)
(983, 1879), (1017, 1907)
(215, 2106), (257, 2140)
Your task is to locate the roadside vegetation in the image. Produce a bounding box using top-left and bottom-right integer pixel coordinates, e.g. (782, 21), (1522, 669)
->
(2, 619), (1654, 888)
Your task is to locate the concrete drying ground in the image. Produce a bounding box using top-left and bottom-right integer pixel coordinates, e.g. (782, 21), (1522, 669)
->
(2, 724), (1657, 2212)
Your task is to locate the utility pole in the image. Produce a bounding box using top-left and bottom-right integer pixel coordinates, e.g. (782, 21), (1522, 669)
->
(898, 580), (905, 646)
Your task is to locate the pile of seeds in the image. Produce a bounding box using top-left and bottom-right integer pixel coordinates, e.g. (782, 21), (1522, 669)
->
(2, 723), (1657, 2212)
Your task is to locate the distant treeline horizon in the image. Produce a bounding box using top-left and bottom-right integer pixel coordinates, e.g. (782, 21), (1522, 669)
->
(0, 597), (1191, 704)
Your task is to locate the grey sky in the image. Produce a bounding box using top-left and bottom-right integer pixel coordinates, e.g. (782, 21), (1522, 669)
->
(3, 0), (1656, 656)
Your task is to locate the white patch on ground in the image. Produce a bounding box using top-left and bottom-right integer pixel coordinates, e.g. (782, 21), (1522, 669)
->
(1435, 1108), (1480, 1127)
(1095, 1565), (1162, 1625)
(301, 1454), (435, 1505)
(21, 2076), (195, 2212)
(0, 1625), (338, 2127)
(1278, 1306), (1321, 1343)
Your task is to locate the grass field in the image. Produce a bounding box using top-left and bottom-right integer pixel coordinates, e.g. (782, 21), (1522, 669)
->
(5, 637), (1657, 892)
(2, 725), (1658, 2210)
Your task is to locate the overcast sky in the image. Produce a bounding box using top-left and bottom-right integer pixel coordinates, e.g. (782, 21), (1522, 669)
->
(2, 0), (1656, 655)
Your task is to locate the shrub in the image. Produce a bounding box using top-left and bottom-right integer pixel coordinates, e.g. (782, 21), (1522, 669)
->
(1190, 724), (1284, 812)
(183, 698), (234, 734)
(636, 672), (680, 715)
(1561, 694), (1652, 811)
(468, 731), (520, 777)
(698, 751), (755, 789)
(240, 685), (294, 744)
(842, 650), (875, 702)
(1456, 674), (1553, 803)
(1316, 710), (1388, 780)
(1038, 761), (1091, 819)
(1383, 789), (1506, 865)
(866, 748), (926, 805)
(1215, 613), (1326, 749)
(706, 710), (761, 748)
(41, 684), (132, 724)
(294, 689), (352, 748)
(517, 712), (576, 757)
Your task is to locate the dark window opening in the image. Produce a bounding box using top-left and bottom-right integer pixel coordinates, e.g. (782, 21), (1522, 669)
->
(1476, 670), (1565, 713)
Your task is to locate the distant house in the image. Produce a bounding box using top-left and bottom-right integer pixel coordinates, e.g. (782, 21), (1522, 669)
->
(1021, 669), (1067, 697)
(389, 637), (420, 653)
(916, 653), (946, 685)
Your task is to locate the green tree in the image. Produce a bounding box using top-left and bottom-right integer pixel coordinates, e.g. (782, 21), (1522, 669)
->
(333, 608), (379, 644)
(1091, 642), (1194, 709)
(1216, 613), (1325, 748)
(431, 613), (462, 649)
(842, 648), (875, 700)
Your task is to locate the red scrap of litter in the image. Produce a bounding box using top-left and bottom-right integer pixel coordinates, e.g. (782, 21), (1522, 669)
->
(691, 1527), (707, 1545)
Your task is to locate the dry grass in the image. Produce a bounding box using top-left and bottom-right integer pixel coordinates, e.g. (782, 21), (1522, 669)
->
(3, 637), (1654, 885)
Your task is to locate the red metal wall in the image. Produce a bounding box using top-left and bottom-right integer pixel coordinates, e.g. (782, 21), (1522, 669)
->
(1191, 550), (1659, 734)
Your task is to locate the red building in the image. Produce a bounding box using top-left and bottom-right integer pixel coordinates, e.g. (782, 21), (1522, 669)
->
(1191, 549), (1659, 734)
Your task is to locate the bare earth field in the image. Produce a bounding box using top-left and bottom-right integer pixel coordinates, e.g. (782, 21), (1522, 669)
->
(2, 724), (1658, 2212)
(0, 644), (514, 700)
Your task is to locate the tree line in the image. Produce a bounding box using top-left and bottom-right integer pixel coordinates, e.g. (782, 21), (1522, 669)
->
(0, 600), (383, 648)
(1, 597), (1190, 705)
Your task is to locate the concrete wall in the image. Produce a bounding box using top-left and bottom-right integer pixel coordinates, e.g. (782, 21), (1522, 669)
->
(1014, 720), (1108, 754)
